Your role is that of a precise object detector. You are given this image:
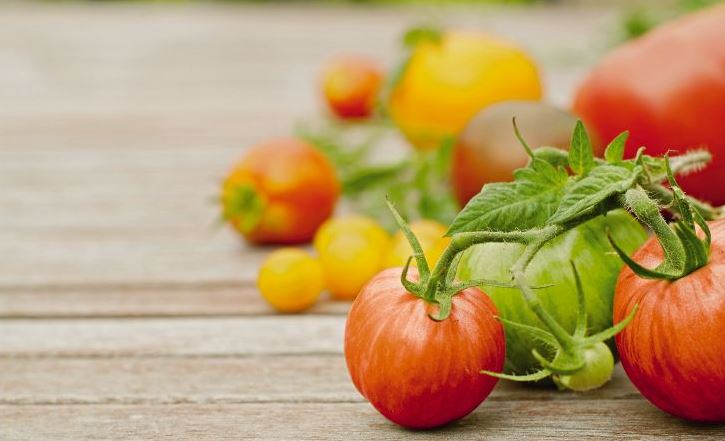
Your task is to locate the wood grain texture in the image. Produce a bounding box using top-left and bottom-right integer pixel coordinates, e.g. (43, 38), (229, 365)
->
(0, 356), (643, 405)
(2, 401), (722, 441)
(0, 317), (345, 356)
(0, 283), (350, 318)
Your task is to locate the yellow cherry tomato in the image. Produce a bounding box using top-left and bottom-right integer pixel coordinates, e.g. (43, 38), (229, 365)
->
(257, 248), (325, 313)
(314, 216), (390, 300)
(389, 31), (542, 150)
(386, 219), (451, 269)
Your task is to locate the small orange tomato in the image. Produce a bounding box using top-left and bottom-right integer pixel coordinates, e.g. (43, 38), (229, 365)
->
(221, 138), (340, 245)
(321, 56), (383, 120)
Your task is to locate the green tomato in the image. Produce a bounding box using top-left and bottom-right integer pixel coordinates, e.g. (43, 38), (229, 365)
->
(555, 342), (615, 392)
(458, 210), (647, 375)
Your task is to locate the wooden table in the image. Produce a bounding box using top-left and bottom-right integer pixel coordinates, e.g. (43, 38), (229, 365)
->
(1, 2), (723, 439)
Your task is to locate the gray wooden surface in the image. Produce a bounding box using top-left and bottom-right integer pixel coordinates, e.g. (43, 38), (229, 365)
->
(1, 2), (724, 439)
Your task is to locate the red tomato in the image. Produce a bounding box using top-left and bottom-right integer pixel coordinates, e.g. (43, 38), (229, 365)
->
(344, 267), (505, 429)
(221, 138), (339, 245)
(614, 219), (725, 422)
(452, 101), (577, 206)
(573, 5), (725, 205)
(321, 56), (382, 120)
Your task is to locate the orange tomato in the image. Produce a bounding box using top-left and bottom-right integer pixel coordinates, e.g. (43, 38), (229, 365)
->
(222, 138), (339, 244)
(321, 56), (383, 120)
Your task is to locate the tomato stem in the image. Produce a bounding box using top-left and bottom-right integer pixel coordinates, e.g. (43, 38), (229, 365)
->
(611, 158), (712, 280)
(511, 264), (577, 352)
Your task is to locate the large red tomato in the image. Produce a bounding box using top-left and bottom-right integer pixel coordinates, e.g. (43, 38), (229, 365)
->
(221, 138), (339, 245)
(573, 5), (725, 205)
(614, 219), (725, 422)
(344, 267), (505, 429)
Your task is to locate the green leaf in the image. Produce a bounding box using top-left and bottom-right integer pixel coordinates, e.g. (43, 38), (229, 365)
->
(402, 26), (442, 48)
(447, 159), (569, 234)
(498, 317), (558, 349)
(568, 121), (595, 176)
(532, 146), (570, 169)
(342, 162), (409, 195)
(547, 165), (637, 225)
(604, 131), (629, 163)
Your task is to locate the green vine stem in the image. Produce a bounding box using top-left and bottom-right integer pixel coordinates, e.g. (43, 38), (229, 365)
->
(386, 119), (719, 389)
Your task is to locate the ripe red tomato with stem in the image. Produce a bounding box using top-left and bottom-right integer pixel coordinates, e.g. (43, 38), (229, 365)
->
(610, 168), (725, 422)
(573, 4), (725, 205)
(344, 202), (505, 429)
(221, 138), (340, 245)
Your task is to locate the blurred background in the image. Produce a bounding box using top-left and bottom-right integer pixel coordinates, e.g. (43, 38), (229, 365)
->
(0, 0), (719, 294)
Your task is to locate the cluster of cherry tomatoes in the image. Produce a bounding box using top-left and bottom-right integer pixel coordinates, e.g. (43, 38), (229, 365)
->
(258, 216), (450, 312)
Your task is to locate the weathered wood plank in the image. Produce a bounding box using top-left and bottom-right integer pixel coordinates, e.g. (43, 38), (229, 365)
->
(0, 283), (350, 318)
(2, 400), (721, 441)
(0, 356), (642, 405)
(0, 317), (345, 356)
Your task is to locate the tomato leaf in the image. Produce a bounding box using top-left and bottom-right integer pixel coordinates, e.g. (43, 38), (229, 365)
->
(532, 146), (570, 169)
(547, 165), (637, 225)
(447, 159), (569, 234)
(568, 121), (595, 176)
(402, 26), (442, 48)
(604, 131), (629, 164)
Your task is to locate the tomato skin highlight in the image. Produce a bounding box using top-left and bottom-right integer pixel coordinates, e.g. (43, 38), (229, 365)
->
(459, 210), (647, 375)
(573, 5), (725, 205)
(344, 267), (505, 429)
(614, 219), (725, 422)
(321, 56), (382, 120)
(222, 138), (340, 245)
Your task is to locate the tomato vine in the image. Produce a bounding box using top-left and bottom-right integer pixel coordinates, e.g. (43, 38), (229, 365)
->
(387, 119), (720, 389)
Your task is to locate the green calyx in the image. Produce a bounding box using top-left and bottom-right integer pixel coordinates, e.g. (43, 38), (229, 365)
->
(482, 262), (636, 391)
(386, 198), (539, 322)
(222, 183), (266, 234)
(609, 156), (712, 280)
